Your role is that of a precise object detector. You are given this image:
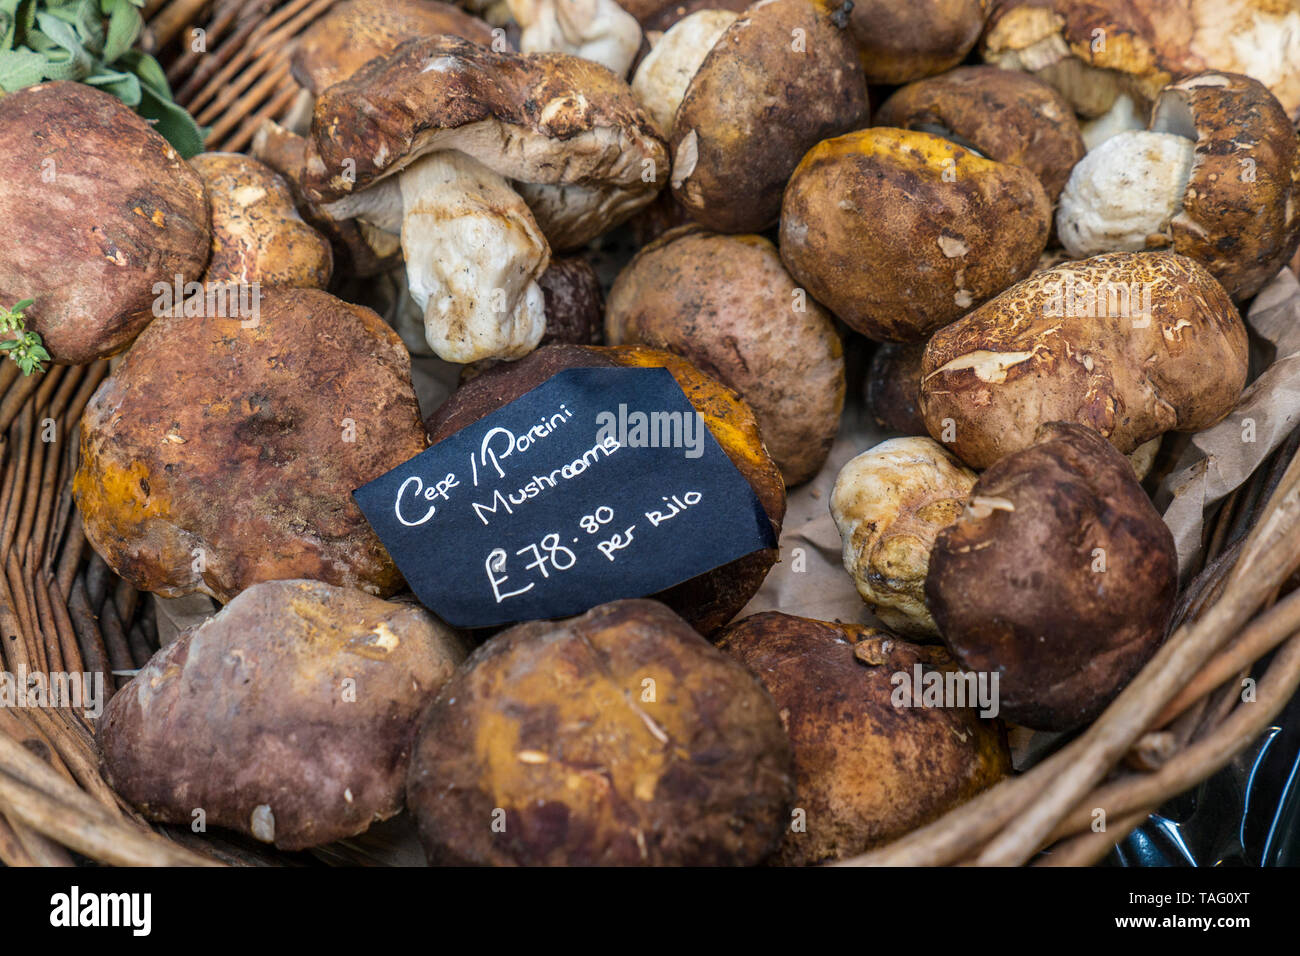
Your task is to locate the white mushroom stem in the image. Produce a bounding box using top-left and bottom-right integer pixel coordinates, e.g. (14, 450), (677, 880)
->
(1056, 130), (1196, 259)
(631, 10), (739, 138)
(323, 152), (549, 363)
(509, 0), (641, 78)
(1080, 93), (1147, 151)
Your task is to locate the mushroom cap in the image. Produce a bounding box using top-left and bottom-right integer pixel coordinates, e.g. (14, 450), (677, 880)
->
(622, 0), (750, 31)
(850, 0), (990, 84)
(981, 0), (1173, 117)
(830, 436), (977, 636)
(291, 0), (499, 96)
(1155, 71), (1300, 302)
(717, 613), (1009, 864)
(630, 8), (740, 137)
(191, 152), (333, 289)
(99, 579), (465, 851)
(927, 421), (1178, 731)
(779, 127), (1051, 343)
(605, 225), (845, 486)
(301, 36), (667, 248)
(919, 251), (1248, 469)
(866, 343), (928, 436)
(0, 82), (209, 365)
(425, 343), (785, 635)
(669, 0), (868, 234)
(875, 64), (1086, 202)
(406, 599), (794, 866)
(74, 287), (428, 603)
(537, 255), (605, 346)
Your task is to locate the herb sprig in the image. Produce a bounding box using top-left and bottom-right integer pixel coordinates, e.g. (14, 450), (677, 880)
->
(0, 298), (49, 375)
(0, 0), (205, 156)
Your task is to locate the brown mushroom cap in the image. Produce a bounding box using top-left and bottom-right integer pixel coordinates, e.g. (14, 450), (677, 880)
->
(537, 255), (605, 346)
(292, 0), (499, 96)
(717, 613), (1009, 865)
(623, 0), (751, 31)
(866, 343), (927, 435)
(301, 35), (668, 249)
(850, 0), (989, 84)
(74, 287), (428, 603)
(0, 82), (209, 365)
(100, 579), (466, 850)
(605, 226), (845, 486)
(1153, 72), (1300, 303)
(779, 127), (1051, 343)
(875, 65), (1086, 202)
(669, 0), (868, 234)
(406, 598), (795, 865)
(926, 422), (1178, 731)
(191, 152), (333, 289)
(426, 344), (786, 635)
(919, 251), (1249, 469)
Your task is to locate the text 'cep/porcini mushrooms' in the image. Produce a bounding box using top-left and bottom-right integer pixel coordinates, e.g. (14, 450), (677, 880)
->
(302, 36), (668, 364)
(507, 0), (642, 77)
(927, 422), (1178, 732)
(875, 64), (1086, 203)
(100, 579), (466, 850)
(849, 0), (990, 84)
(919, 251), (1248, 470)
(780, 128), (1051, 343)
(426, 344), (785, 635)
(406, 599), (794, 865)
(830, 437), (977, 637)
(662, 0), (869, 234)
(190, 152), (333, 290)
(1058, 72), (1300, 302)
(286, 0), (502, 132)
(717, 613), (1010, 865)
(0, 82), (209, 365)
(605, 225), (845, 487)
(74, 288), (429, 603)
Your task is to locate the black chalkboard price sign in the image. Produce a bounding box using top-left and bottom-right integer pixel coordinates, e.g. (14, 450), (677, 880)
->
(353, 367), (777, 628)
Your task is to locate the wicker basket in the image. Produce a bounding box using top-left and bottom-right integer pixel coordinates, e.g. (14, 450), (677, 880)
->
(2, 0), (1300, 868)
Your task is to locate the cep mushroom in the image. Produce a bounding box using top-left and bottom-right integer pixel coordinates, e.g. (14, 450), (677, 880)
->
(605, 225), (845, 486)
(74, 288), (428, 603)
(849, 0), (990, 84)
(983, 0), (1300, 125)
(506, 0), (642, 77)
(0, 82), (209, 365)
(191, 152), (332, 290)
(875, 64), (1086, 203)
(830, 437), (977, 637)
(100, 579), (466, 850)
(633, 0), (868, 233)
(927, 422), (1178, 731)
(406, 599), (795, 866)
(919, 251), (1248, 469)
(301, 36), (667, 363)
(717, 613), (1009, 865)
(780, 128), (1051, 342)
(1057, 72), (1300, 302)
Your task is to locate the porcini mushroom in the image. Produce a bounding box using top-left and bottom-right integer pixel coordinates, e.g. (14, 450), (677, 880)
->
(919, 251), (1248, 469)
(659, 0), (869, 233)
(927, 422), (1178, 731)
(0, 82), (209, 364)
(301, 36), (668, 363)
(875, 64), (1086, 202)
(74, 288), (428, 603)
(780, 128), (1051, 342)
(191, 152), (332, 290)
(1057, 72), (1300, 302)
(605, 225), (845, 486)
(506, 0), (642, 77)
(830, 437), (977, 637)
(849, 0), (990, 84)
